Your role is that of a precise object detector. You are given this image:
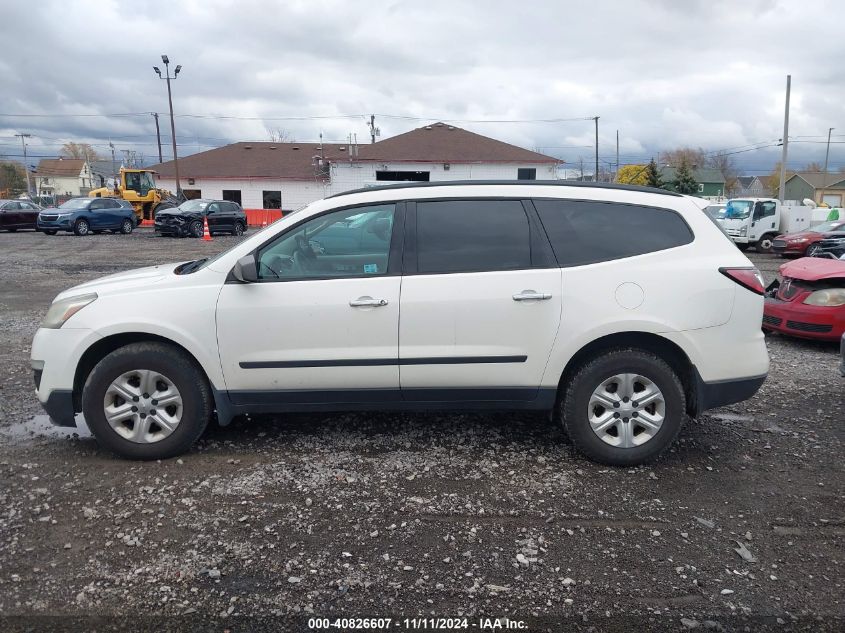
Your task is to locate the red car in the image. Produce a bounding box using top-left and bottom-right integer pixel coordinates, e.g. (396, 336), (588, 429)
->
(763, 258), (845, 341)
(772, 220), (845, 257)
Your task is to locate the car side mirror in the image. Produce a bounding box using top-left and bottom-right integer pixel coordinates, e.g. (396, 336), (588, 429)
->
(232, 255), (258, 283)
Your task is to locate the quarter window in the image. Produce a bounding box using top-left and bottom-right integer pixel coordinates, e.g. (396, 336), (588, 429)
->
(257, 204), (395, 280)
(416, 200), (531, 274)
(534, 199), (693, 267)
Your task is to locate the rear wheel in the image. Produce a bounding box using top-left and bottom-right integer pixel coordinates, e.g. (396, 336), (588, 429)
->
(233, 222), (245, 236)
(73, 219), (90, 236)
(560, 348), (686, 466)
(82, 342), (212, 460)
(120, 218), (134, 234)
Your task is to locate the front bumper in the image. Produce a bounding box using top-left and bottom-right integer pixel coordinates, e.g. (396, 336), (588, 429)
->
(772, 242), (808, 255)
(763, 298), (845, 341)
(37, 218), (73, 231)
(154, 221), (189, 237)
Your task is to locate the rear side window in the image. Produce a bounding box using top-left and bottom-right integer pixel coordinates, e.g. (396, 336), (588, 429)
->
(416, 200), (531, 274)
(534, 199), (693, 267)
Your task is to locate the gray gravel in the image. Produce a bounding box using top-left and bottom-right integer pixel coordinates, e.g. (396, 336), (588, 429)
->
(0, 230), (842, 632)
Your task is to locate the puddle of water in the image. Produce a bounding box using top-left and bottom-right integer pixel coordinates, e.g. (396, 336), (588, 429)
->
(0, 414), (93, 443)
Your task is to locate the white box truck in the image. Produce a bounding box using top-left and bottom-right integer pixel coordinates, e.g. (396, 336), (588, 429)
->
(721, 198), (812, 252)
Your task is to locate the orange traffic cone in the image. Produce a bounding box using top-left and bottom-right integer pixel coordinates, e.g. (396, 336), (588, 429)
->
(202, 215), (212, 241)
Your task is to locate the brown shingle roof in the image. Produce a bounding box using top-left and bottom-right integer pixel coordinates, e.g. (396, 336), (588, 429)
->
(357, 122), (559, 163)
(148, 124), (560, 179)
(36, 158), (86, 177)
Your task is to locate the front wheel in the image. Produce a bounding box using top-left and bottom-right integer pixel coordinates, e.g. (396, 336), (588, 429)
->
(189, 220), (203, 238)
(756, 235), (775, 253)
(806, 243), (823, 257)
(120, 218), (134, 234)
(73, 218), (90, 236)
(560, 348), (686, 466)
(82, 342), (212, 460)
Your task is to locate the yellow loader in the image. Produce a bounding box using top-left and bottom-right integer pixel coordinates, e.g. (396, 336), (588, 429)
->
(89, 168), (180, 222)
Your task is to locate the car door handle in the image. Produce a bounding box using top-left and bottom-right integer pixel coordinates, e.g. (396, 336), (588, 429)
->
(349, 297), (388, 307)
(512, 291), (552, 301)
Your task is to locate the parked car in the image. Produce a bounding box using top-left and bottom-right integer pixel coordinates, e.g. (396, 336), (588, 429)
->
(0, 199), (42, 231)
(703, 203), (726, 220)
(763, 258), (845, 341)
(37, 197), (137, 236)
(813, 235), (845, 259)
(771, 220), (845, 257)
(154, 199), (247, 237)
(31, 181), (769, 465)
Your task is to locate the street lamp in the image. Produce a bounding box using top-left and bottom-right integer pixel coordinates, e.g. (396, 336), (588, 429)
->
(154, 54), (182, 196)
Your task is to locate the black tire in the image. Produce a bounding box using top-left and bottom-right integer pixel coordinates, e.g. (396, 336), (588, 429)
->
(8, 228), (17, 232)
(560, 348), (686, 466)
(120, 218), (134, 234)
(73, 218), (90, 236)
(233, 222), (245, 236)
(735, 243), (749, 252)
(756, 234), (775, 254)
(43, 230), (57, 236)
(806, 243), (823, 257)
(82, 342), (212, 460)
(189, 220), (203, 238)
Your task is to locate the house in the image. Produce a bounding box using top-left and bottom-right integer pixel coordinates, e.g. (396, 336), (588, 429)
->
(659, 166), (726, 197)
(783, 172), (845, 207)
(149, 123), (561, 212)
(734, 175), (766, 197)
(34, 158), (96, 198)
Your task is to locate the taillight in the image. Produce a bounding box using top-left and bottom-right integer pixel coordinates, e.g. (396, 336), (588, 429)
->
(719, 267), (765, 295)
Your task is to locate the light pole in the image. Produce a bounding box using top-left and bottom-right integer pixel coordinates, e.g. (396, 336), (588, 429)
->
(153, 55), (182, 195)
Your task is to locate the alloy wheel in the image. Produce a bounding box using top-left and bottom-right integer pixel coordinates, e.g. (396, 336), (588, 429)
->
(587, 373), (665, 448)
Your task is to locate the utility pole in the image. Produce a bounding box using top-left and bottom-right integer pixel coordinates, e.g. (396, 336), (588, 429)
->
(777, 75), (791, 203)
(14, 133), (33, 197)
(818, 126), (835, 205)
(151, 112), (163, 163)
(594, 116), (599, 182)
(615, 131), (620, 181)
(368, 114), (378, 144)
(109, 141), (116, 188)
(154, 55), (182, 195)
(579, 156), (584, 181)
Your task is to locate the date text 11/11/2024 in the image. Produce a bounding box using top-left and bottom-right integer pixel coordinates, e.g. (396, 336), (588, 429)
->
(307, 617), (529, 630)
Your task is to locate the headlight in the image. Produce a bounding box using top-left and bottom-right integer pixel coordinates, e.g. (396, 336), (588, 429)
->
(803, 289), (845, 307)
(740, 225), (747, 236)
(792, 237), (808, 243)
(41, 293), (98, 329)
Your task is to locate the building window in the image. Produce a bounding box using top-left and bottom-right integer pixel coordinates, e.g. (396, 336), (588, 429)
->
(222, 190), (242, 205)
(183, 189), (202, 200)
(821, 193), (842, 207)
(375, 171), (430, 182)
(517, 168), (536, 180)
(263, 190), (282, 209)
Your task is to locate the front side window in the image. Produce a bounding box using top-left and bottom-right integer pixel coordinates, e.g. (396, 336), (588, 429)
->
(416, 200), (531, 274)
(535, 199), (693, 267)
(257, 204), (395, 280)
(755, 201), (776, 218)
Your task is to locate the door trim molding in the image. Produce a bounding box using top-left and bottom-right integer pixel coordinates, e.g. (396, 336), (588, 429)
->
(238, 355), (528, 369)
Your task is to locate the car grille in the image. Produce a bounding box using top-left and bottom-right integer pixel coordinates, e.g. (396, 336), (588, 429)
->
(762, 315), (782, 326)
(786, 321), (833, 333)
(40, 214), (58, 221)
(773, 240), (787, 249)
(726, 228), (741, 237)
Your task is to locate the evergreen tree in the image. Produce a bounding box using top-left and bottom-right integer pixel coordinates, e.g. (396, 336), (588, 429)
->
(673, 159), (699, 195)
(644, 159), (663, 189)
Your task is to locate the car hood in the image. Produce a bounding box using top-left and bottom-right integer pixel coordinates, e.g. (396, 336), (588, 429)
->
(56, 263), (185, 299)
(776, 230), (820, 241)
(779, 257), (845, 282)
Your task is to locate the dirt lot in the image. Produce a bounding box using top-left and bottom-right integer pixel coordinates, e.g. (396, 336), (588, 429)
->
(0, 229), (841, 632)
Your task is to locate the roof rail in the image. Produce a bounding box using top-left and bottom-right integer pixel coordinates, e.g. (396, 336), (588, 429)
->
(327, 179), (681, 199)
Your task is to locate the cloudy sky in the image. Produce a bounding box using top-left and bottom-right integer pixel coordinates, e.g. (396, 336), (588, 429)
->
(1, 0), (843, 175)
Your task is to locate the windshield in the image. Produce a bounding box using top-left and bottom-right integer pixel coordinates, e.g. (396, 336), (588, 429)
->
(705, 205), (726, 219)
(58, 198), (91, 209)
(724, 200), (753, 220)
(813, 221), (845, 233)
(178, 200), (210, 212)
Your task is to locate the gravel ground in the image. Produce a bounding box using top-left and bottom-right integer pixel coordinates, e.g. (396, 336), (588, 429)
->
(0, 230), (842, 632)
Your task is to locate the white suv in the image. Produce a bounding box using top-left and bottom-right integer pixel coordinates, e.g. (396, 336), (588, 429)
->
(31, 182), (769, 465)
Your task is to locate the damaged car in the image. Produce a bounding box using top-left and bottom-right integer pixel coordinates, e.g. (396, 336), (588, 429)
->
(763, 258), (845, 341)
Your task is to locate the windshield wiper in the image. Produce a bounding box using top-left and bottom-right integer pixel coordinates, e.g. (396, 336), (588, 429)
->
(177, 258), (208, 275)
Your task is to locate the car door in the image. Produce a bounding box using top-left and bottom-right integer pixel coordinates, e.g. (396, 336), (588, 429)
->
(221, 202), (237, 232)
(398, 199), (562, 401)
(216, 202), (403, 406)
(0, 201), (22, 228)
(206, 202), (223, 233)
(87, 198), (106, 229)
(20, 201), (40, 227)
